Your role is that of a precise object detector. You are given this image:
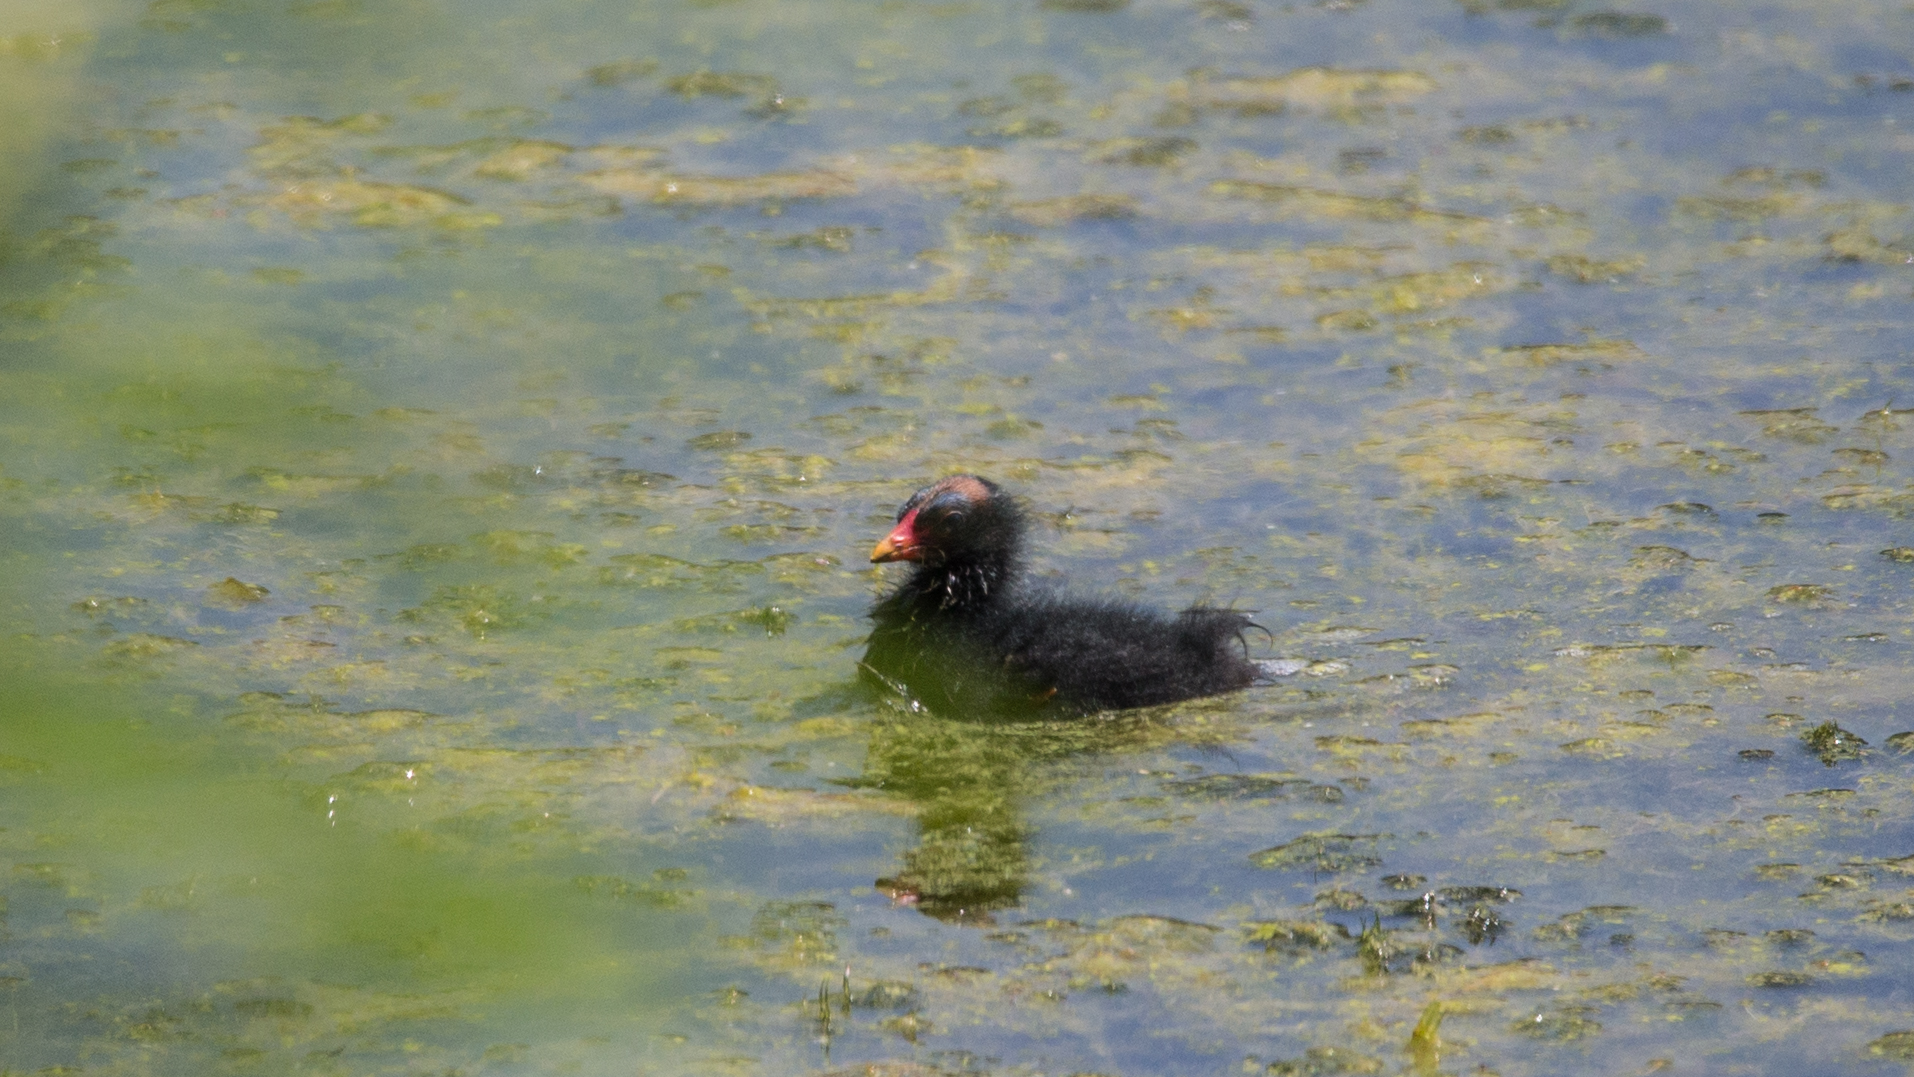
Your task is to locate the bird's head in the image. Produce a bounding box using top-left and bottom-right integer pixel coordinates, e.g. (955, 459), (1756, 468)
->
(870, 474), (1022, 568)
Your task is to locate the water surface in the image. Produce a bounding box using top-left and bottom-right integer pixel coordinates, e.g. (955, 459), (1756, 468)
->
(4, 0), (1914, 1073)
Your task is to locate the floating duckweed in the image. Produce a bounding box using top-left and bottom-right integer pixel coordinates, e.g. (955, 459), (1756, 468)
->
(744, 605), (792, 635)
(666, 71), (777, 98)
(1533, 906), (1631, 942)
(1826, 226), (1914, 264)
(747, 900), (844, 966)
(573, 875), (693, 908)
(969, 117), (1064, 140)
(958, 95), (1015, 118)
(586, 168), (859, 206)
(1245, 919), (1348, 951)
(766, 225), (857, 252)
(404, 584), (544, 637)
(1767, 583), (1830, 603)
(1544, 254), (1644, 282)
(1789, 790), (1858, 803)
(1193, 68), (1436, 114)
(1832, 447), (1889, 466)
(472, 140), (571, 181)
(1862, 899), (1914, 922)
(1630, 545), (1696, 569)
(1162, 773), (1308, 799)
(104, 634), (199, 660)
(1741, 408), (1839, 443)
(264, 177), (495, 230)
(1408, 664), (1459, 686)
(1108, 914), (1224, 952)
(849, 980), (919, 1011)
(1250, 833), (1388, 872)
(1098, 136), (1197, 166)
(1513, 1006), (1602, 1041)
(1355, 916), (1400, 974)
(1441, 885), (1521, 904)
(1489, 339), (1645, 365)
(1800, 721), (1867, 765)
(206, 578), (270, 606)
(1870, 1032), (1914, 1061)
(1457, 0), (1568, 12)
(1316, 309), (1378, 331)
(879, 1012), (930, 1042)
(1378, 893), (1437, 918)
(587, 58), (657, 86)
(1265, 1045), (1384, 1075)
(1868, 857), (1914, 879)
(212, 502), (280, 523)
(1006, 194), (1136, 226)
(1461, 904), (1507, 944)
(1569, 12), (1668, 36)
(1400, 712), (1499, 737)
(1210, 182), (1483, 227)
(472, 531), (588, 566)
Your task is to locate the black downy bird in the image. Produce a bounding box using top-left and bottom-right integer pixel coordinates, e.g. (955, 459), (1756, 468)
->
(862, 474), (1260, 717)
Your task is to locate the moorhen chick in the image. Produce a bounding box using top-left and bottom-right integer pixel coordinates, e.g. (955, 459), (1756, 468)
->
(862, 474), (1259, 717)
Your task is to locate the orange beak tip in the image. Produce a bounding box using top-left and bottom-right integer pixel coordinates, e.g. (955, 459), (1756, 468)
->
(871, 537), (917, 563)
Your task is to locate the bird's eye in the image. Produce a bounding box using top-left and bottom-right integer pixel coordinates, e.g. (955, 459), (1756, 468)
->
(944, 511), (965, 525)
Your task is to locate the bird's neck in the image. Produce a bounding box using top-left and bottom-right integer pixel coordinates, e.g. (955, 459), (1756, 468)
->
(897, 550), (1019, 615)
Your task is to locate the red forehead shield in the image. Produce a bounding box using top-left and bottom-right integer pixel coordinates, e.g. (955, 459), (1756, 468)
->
(870, 508), (922, 563)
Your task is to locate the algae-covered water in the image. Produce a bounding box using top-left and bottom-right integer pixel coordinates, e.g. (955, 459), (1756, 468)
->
(4, 0), (1914, 1073)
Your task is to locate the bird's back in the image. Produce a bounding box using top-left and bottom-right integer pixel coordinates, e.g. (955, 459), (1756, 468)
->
(982, 596), (1257, 713)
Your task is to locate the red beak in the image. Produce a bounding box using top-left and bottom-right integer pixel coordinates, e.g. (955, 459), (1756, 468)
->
(870, 509), (922, 563)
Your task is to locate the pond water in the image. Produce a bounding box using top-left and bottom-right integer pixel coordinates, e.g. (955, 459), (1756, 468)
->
(3, 0), (1914, 1073)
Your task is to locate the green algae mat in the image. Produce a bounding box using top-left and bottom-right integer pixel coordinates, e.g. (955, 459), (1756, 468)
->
(3, 0), (1914, 1073)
